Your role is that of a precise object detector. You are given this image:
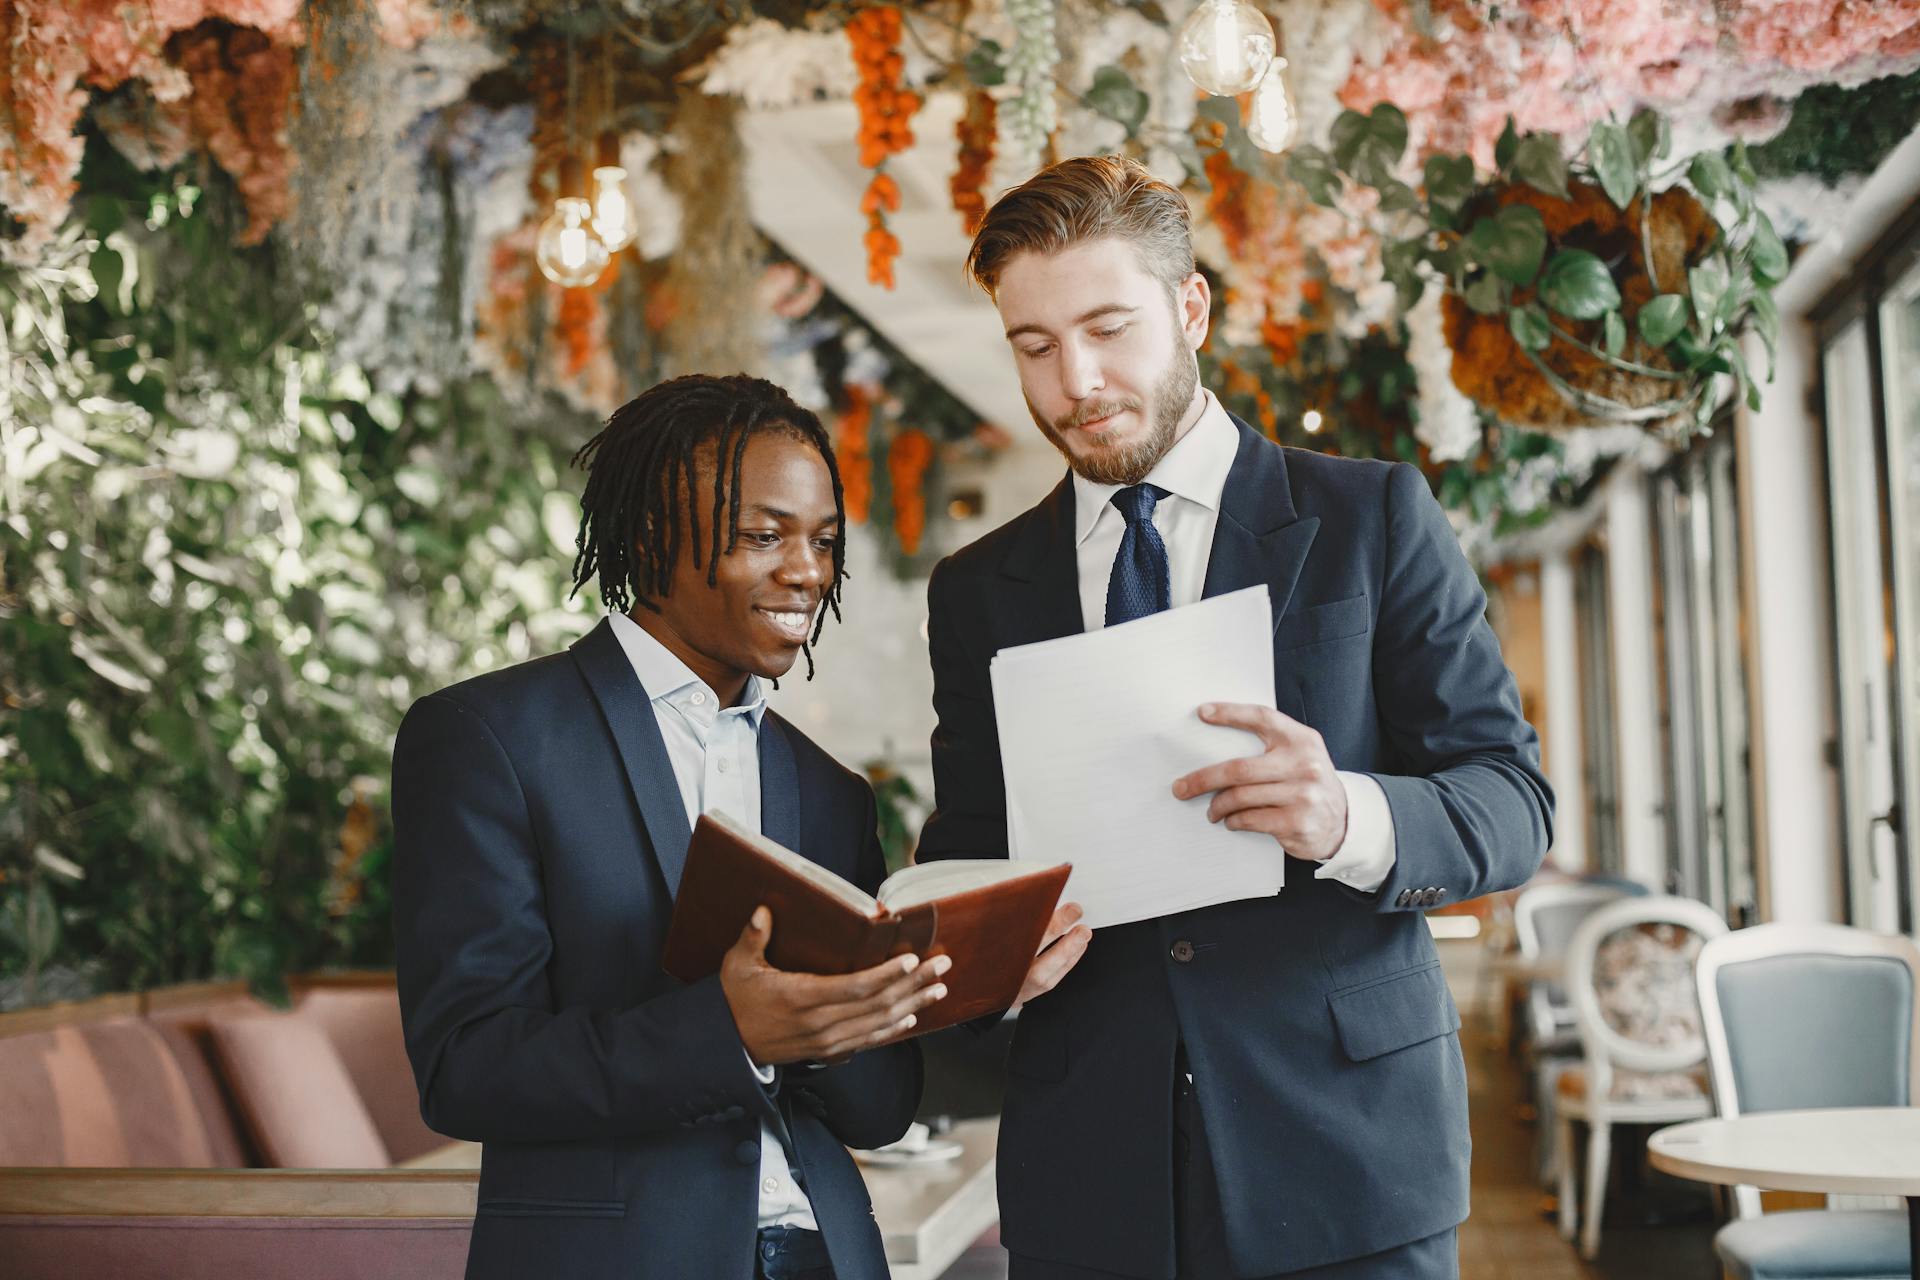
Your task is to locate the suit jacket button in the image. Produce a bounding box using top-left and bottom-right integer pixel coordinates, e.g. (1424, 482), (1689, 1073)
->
(735, 1140), (759, 1166)
(1395, 889), (1413, 908)
(1433, 888), (1449, 902)
(1170, 940), (1195, 963)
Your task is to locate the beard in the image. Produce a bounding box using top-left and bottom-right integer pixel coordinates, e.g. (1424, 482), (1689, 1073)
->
(1029, 343), (1200, 486)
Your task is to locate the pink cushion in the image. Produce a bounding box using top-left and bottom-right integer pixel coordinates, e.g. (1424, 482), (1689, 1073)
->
(294, 988), (444, 1164)
(208, 1015), (390, 1168)
(148, 995), (277, 1168)
(0, 1019), (215, 1167)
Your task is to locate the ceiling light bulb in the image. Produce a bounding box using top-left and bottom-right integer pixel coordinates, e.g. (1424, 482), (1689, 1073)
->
(536, 196), (610, 288)
(1178, 0), (1275, 97)
(1247, 57), (1299, 154)
(1302, 409), (1324, 433)
(590, 165), (636, 253)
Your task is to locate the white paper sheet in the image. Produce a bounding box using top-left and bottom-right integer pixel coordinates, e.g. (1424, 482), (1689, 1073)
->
(989, 585), (1285, 929)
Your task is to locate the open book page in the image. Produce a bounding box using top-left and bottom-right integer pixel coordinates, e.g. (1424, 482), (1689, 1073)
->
(876, 859), (1063, 910)
(704, 810), (880, 916)
(988, 585), (1285, 929)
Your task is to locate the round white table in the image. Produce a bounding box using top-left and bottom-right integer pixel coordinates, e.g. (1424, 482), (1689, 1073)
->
(1648, 1107), (1920, 1268)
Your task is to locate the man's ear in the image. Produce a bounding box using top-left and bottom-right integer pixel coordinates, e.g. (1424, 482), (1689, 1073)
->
(1178, 271), (1211, 350)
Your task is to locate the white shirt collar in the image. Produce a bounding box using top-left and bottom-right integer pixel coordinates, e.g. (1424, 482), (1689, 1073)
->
(607, 611), (768, 726)
(1071, 389), (1239, 547)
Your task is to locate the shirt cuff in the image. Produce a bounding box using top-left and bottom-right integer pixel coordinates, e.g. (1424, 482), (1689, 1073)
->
(1315, 772), (1398, 894)
(745, 1048), (776, 1087)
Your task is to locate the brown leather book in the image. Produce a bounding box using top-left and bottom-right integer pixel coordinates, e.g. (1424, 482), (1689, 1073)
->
(663, 812), (1072, 1035)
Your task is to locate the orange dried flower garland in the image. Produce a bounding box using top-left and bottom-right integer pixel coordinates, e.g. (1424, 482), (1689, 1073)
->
(950, 87), (996, 236)
(838, 385), (875, 523)
(886, 428), (934, 556)
(848, 6), (918, 288)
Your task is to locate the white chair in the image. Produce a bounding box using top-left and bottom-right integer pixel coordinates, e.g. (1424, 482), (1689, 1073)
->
(1694, 922), (1919, 1280)
(1553, 895), (1728, 1259)
(1513, 880), (1637, 1185)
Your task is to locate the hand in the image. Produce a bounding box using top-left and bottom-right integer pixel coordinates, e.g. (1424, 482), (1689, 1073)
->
(1015, 902), (1091, 1009)
(1170, 702), (1349, 862)
(720, 906), (951, 1066)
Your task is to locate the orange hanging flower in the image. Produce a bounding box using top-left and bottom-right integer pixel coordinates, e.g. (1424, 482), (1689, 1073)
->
(838, 386), (875, 523)
(950, 88), (996, 236)
(848, 6), (918, 289)
(886, 428), (934, 556)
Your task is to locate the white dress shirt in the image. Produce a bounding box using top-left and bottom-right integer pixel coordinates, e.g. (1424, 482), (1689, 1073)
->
(608, 612), (819, 1230)
(1069, 390), (1398, 892)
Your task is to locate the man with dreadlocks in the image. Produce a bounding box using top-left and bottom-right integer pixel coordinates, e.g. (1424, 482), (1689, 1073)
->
(392, 373), (945, 1280)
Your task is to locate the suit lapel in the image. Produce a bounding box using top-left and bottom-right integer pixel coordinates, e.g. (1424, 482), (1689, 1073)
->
(757, 713), (801, 854)
(997, 473), (1088, 645)
(570, 618), (696, 897)
(1202, 417), (1320, 629)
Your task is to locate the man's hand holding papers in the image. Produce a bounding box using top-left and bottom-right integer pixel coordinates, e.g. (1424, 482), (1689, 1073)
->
(1171, 703), (1351, 861)
(989, 586), (1288, 929)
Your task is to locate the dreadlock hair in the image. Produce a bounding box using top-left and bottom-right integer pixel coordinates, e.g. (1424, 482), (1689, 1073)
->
(569, 373), (848, 680)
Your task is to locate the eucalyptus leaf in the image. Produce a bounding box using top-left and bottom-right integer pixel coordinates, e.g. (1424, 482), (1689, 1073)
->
(1085, 65), (1150, 137)
(1539, 249), (1621, 321)
(1464, 204), (1547, 286)
(1495, 116), (1520, 172)
(1512, 134), (1570, 199)
(1749, 211), (1789, 285)
(1689, 151), (1735, 201)
(1603, 310), (1626, 357)
(1509, 304), (1553, 352)
(1287, 146), (1340, 207)
(1638, 293), (1690, 347)
(1689, 258), (1731, 331)
(964, 40), (1007, 87)
(1464, 272), (1506, 315)
(1588, 123), (1638, 209)
(1626, 109), (1669, 165)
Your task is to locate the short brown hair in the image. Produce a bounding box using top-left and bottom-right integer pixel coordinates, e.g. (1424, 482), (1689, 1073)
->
(965, 155), (1195, 297)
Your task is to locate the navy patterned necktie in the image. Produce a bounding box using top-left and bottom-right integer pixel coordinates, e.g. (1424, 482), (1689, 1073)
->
(1105, 483), (1172, 627)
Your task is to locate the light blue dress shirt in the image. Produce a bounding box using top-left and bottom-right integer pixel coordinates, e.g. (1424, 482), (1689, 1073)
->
(608, 611), (819, 1230)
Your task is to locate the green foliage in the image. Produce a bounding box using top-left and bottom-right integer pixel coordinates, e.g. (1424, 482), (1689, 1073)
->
(0, 145), (598, 999)
(1292, 106), (1782, 433)
(1744, 70), (1920, 187)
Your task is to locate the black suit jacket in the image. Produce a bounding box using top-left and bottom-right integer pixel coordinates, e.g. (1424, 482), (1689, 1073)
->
(919, 422), (1552, 1278)
(392, 619), (921, 1280)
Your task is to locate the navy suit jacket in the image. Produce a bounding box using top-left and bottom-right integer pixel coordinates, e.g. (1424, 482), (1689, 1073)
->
(392, 619), (921, 1280)
(918, 422), (1552, 1278)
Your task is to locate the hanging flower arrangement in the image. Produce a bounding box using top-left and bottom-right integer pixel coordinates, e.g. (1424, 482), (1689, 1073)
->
(951, 88), (997, 235)
(1288, 106), (1787, 433)
(848, 6), (918, 289)
(837, 385), (876, 524)
(886, 428), (934, 556)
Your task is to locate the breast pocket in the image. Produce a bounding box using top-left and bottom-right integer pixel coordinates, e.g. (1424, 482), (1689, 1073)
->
(1275, 594), (1371, 653)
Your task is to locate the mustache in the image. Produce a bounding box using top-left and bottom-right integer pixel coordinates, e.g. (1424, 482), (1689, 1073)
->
(1056, 398), (1142, 432)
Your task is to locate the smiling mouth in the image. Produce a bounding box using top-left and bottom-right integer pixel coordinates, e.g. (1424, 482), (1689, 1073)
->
(757, 607), (814, 644)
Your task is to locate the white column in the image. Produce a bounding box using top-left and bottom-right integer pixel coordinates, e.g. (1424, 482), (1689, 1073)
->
(1540, 549), (1588, 872)
(1735, 319), (1843, 924)
(1604, 466), (1668, 889)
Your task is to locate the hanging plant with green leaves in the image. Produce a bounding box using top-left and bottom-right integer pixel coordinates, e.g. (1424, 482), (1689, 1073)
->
(1287, 106), (1789, 435)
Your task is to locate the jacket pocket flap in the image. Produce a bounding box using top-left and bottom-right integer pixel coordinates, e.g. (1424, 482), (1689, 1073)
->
(1326, 962), (1460, 1062)
(1275, 594), (1370, 650)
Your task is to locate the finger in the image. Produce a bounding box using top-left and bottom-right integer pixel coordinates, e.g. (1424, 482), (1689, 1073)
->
(1038, 902), (1085, 950)
(792, 949), (924, 1002)
(732, 906), (773, 964)
(823, 1000), (930, 1057)
(1198, 701), (1313, 744)
(1023, 925), (1091, 999)
(809, 952), (949, 1023)
(1206, 781), (1309, 823)
(1218, 807), (1291, 839)
(1172, 752), (1287, 801)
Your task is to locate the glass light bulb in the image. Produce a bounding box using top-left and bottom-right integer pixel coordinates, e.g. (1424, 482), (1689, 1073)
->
(1302, 408), (1324, 433)
(1178, 0), (1274, 97)
(536, 197), (610, 288)
(1248, 57), (1299, 154)
(590, 164), (636, 253)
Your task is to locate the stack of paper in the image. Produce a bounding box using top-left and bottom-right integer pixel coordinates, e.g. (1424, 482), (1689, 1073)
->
(989, 585), (1286, 929)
